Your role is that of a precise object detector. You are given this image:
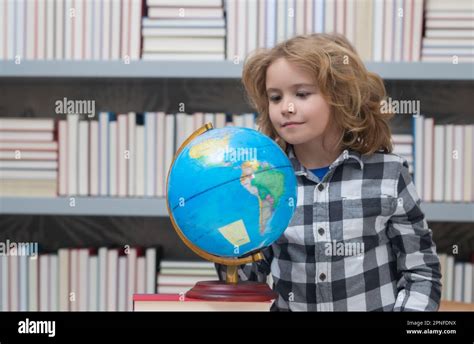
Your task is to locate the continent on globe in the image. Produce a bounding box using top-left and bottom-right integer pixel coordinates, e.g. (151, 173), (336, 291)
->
(217, 219), (251, 247)
(188, 135), (231, 167)
(240, 161), (285, 234)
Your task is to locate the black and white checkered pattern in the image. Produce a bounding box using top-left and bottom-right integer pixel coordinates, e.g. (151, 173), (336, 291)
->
(217, 146), (441, 311)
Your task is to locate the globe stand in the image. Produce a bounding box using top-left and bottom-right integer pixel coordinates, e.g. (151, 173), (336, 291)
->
(166, 123), (279, 303)
(185, 264), (277, 302)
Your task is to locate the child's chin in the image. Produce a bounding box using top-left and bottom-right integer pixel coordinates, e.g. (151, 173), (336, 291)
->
(282, 136), (309, 146)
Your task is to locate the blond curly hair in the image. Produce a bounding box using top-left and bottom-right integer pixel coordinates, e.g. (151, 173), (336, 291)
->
(241, 33), (393, 155)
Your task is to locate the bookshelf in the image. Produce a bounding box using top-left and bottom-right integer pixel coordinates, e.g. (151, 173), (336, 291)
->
(0, 61), (473, 80)
(0, 197), (168, 217)
(0, 197), (473, 222)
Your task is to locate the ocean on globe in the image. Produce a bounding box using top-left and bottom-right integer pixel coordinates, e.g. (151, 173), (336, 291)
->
(167, 126), (297, 258)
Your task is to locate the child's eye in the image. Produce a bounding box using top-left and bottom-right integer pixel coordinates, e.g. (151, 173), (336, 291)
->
(269, 95), (281, 102)
(297, 92), (310, 98)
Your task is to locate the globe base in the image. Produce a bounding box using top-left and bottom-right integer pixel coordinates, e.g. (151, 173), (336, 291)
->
(185, 281), (277, 302)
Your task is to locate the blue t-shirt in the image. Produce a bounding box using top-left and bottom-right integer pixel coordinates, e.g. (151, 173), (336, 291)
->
(310, 166), (330, 180)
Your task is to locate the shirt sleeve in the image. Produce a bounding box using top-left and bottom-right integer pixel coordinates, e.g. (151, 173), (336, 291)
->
(388, 159), (442, 311)
(215, 246), (273, 283)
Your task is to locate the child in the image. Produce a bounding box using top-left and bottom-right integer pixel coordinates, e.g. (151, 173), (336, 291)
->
(218, 33), (441, 311)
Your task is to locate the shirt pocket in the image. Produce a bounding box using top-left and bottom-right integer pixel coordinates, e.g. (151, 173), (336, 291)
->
(340, 178), (398, 215)
(341, 189), (397, 215)
(340, 194), (397, 242)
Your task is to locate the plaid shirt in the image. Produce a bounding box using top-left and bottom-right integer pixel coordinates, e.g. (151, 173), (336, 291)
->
(217, 147), (441, 311)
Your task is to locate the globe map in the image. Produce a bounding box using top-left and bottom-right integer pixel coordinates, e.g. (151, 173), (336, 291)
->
(167, 126), (297, 258)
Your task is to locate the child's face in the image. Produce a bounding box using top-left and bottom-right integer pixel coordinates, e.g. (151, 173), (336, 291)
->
(266, 58), (337, 147)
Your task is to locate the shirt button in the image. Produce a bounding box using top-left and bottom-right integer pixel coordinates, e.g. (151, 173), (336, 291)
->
(318, 183), (324, 191)
(319, 273), (326, 281)
(318, 228), (325, 236)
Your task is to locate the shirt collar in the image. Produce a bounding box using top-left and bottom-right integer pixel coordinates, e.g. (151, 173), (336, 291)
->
(287, 145), (364, 178)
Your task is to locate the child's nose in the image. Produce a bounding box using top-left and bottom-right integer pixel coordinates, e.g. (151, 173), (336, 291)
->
(281, 99), (296, 117)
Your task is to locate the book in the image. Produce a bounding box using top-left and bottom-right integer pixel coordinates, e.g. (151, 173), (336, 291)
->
(142, 27), (225, 37)
(67, 114), (79, 195)
(142, 52), (225, 60)
(0, 118), (55, 131)
(159, 268), (216, 276)
(0, 151), (57, 160)
(147, 7), (224, 19)
(0, 141), (58, 150)
(145, 248), (158, 294)
(143, 37), (225, 53)
(90, 120), (99, 196)
(433, 125), (445, 201)
(155, 112), (166, 197)
(133, 294), (272, 311)
(0, 179), (57, 197)
(78, 121), (90, 196)
(423, 117), (434, 202)
(106, 249), (119, 311)
(146, 0), (222, 7)
(157, 274), (217, 285)
(88, 256), (98, 311)
(160, 260), (215, 269)
(0, 131), (54, 142)
(58, 249), (70, 311)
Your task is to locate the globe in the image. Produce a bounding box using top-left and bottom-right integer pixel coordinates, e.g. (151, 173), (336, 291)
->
(166, 125), (297, 259)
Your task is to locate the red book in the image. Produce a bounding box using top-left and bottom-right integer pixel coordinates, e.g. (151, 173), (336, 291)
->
(133, 294), (271, 311)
